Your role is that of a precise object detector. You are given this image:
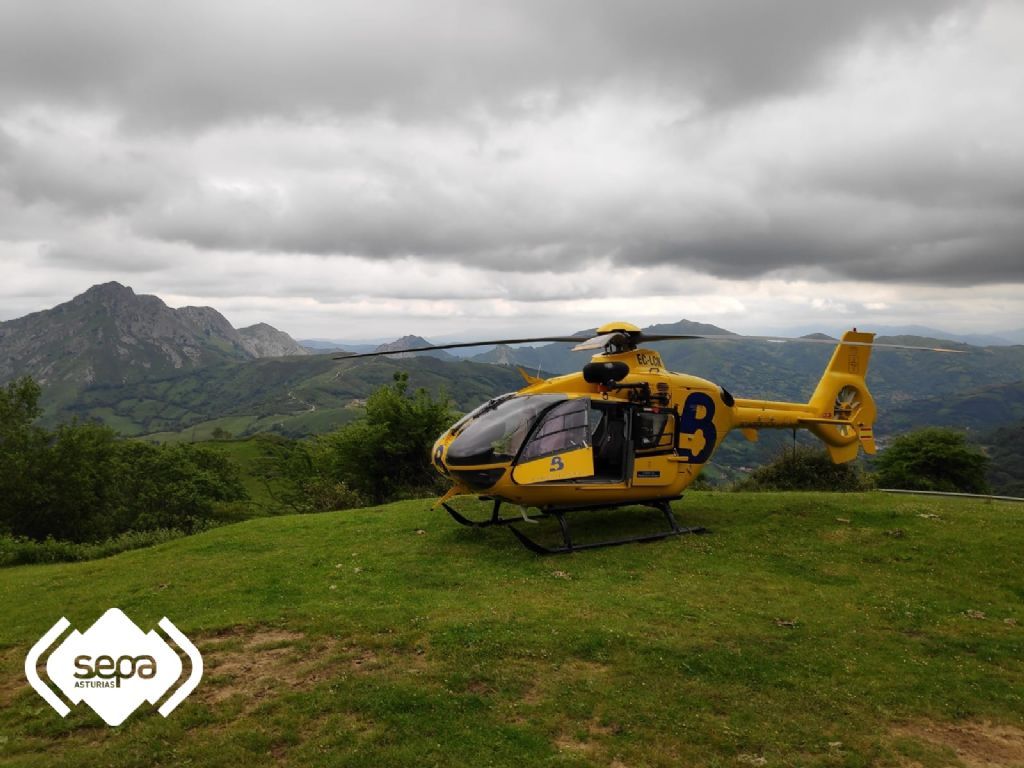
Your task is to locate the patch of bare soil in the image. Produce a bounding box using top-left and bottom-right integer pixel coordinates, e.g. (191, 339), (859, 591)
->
(555, 716), (623, 758)
(892, 720), (1024, 767)
(0, 647), (26, 708)
(195, 627), (329, 711)
(194, 627), (434, 714)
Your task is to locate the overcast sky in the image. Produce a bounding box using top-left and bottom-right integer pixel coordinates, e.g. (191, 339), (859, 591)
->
(1, 0), (1022, 341)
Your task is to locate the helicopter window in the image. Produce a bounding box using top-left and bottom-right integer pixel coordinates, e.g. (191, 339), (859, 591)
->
(445, 395), (564, 467)
(634, 411), (672, 453)
(518, 399), (590, 463)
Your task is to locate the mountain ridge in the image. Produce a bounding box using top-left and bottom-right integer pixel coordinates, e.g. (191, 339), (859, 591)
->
(6, 286), (1024, 460)
(0, 282), (308, 396)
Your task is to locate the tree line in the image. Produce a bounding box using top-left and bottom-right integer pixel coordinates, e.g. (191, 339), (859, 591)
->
(0, 373), (454, 561)
(1, 377), (248, 545)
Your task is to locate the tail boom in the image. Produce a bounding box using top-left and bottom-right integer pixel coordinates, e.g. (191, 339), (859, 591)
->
(730, 330), (878, 463)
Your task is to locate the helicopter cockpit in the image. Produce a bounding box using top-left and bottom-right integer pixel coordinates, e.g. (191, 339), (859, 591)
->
(442, 394), (673, 490)
(445, 394), (572, 468)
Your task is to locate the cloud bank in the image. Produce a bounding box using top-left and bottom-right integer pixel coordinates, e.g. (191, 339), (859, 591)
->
(1, 0), (1021, 337)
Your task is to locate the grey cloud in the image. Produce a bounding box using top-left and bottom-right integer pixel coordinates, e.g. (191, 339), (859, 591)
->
(38, 242), (170, 273)
(843, 228), (1024, 283)
(615, 203), (1024, 285)
(128, 143), (1024, 285)
(0, 0), (965, 130)
(131, 165), (611, 271)
(2, 0), (1020, 293)
(803, 132), (1024, 211)
(0, 138), (160, 216)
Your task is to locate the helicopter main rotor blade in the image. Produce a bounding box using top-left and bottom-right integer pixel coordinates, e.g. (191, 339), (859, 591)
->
(333, 334), (589, 360)
(334, 328), (967, 360)
(636, 332), (966, 353)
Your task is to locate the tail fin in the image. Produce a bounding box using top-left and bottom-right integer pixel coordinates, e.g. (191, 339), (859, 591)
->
(804, 330), (878, 463)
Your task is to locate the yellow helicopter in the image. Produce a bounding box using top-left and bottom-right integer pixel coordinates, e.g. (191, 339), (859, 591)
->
(340, 322), (957, 554)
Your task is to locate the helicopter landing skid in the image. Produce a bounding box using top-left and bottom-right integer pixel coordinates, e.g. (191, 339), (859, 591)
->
(444, 497), (706, 554)
(442, 499), (547, 528)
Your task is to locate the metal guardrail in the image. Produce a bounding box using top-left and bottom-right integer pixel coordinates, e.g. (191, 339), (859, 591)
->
(877, 488), (1024, 503)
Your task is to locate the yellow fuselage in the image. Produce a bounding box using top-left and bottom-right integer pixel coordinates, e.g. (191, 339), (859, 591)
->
(431, 336), (876, 511)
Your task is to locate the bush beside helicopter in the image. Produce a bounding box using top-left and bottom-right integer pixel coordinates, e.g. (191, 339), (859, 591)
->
(338, 322), (958, 554)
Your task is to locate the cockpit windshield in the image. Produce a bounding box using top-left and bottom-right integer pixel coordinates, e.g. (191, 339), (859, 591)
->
(445, 394), (564, 467)
(448, 392), (517, 436)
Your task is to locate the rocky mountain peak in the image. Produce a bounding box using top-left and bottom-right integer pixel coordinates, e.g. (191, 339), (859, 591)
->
(237, 323), (310, 357)
(375, 335), (431, 353)
(0, 283), (310, 391)
(81, 281), (134, 298)
(374, 335), (454, 360)
(177, 305), (242, 340)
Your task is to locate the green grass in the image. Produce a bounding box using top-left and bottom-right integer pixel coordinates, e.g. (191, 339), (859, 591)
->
(1, 492), (1022, 767)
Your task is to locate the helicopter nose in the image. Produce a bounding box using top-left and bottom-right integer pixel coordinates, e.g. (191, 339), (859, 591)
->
(432, 440), (449, 476)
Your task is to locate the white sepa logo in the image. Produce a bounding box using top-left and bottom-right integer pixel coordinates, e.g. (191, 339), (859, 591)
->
(25, 608), (203, 726)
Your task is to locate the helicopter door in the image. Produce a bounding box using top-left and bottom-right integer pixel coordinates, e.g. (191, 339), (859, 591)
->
(511, 399), (595, 485)
(590, 404), (630, 482)
(631, 409), (676, 487)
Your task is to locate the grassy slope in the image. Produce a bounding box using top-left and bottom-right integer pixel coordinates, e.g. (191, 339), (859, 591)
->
(1, 492), (1022, 767)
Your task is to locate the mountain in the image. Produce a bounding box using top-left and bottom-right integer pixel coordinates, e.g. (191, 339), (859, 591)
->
(299, 340), (352, 353)
(884, 380), (1024, 435)
(761, 324), (1019, 347)
(866, 325), (1016, 347)
(238, 323), (310, 357)
(469, 342), (576, 374)
(0, 282), (308, 403)
(642, 319), (737, 337)
(373, 335), (456, 361)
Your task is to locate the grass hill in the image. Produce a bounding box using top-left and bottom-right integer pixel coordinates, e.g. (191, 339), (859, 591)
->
(2, 492), (1023, 767)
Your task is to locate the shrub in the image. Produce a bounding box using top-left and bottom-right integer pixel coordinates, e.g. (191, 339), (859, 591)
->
(306, 373), (454, 505)
(734, 447), (872, 492)
(873, 428), (989, 494)
(116, 442), (248, 533)
(0, 528), (204, 567)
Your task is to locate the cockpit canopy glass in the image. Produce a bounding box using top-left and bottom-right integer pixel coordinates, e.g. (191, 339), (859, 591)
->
(445, 394), (565, 467)
(518, 398), (590, 463)
(448, 392), (516, 436)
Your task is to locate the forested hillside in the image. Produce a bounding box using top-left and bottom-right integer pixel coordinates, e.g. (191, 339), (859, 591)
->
(984, 421), (1024, 496)
(4, 286), (1023, 488)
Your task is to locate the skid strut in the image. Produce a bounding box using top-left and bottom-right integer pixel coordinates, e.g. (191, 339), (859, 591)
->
(442, 498), (547, 528)
(444, 498), (706, 555)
